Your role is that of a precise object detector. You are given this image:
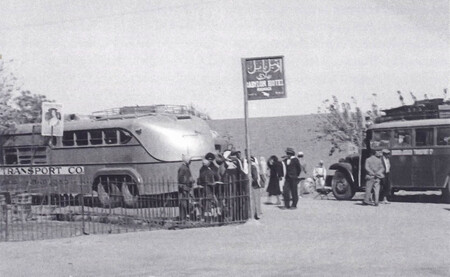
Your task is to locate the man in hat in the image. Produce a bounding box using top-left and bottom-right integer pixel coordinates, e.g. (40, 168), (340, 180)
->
(380, 149), (391, 204)
(205, 152), (220, 182)
(178, 154), (195, 221)
(363, 150), (385, 206)
(282, 147), (302, 209)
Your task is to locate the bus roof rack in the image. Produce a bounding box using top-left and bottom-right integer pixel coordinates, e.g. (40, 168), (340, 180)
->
(91, 105), (211, 120)
(375, 98), (450, 123)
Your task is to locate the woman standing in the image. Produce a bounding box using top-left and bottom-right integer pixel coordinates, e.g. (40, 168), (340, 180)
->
(266, 155), (283, 205)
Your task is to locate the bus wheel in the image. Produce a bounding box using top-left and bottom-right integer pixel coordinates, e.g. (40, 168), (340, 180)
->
(442, 176), (450, 204)
(122, 182), (139, 208)
(332, 170), (354, 200)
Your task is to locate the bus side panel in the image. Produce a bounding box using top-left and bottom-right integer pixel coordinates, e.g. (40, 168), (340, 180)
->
(411, 155), (435, 187)
(134, 160), (204, 194)
(0, 172), (86, 194)
(390, 154), (412, 188)
(435, 148), (450, 188)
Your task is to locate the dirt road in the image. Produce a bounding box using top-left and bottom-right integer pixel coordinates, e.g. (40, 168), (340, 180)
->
(1, 192), (449, 276)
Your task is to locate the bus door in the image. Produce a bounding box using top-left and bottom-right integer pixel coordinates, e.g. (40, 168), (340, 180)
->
(390, 129), (413, 188)
(435, 126), (450, 187)
(412, 128), (436, 188)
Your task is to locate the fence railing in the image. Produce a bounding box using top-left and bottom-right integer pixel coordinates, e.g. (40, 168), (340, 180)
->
(0, 180), (249, 242)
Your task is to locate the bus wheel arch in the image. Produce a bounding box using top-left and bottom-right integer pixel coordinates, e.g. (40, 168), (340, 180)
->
(92, 168), (143, 207)
(332, 170), (355, 200)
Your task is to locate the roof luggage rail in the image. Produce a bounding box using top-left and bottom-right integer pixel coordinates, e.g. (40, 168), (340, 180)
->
(91, 104), (210, 120)
(375, 98), (450, 123)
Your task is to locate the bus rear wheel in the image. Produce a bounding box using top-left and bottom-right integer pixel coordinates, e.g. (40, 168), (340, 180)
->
(332, 170), (355, 200)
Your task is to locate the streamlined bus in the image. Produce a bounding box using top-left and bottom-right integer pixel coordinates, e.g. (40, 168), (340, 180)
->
(0, 105), (221, 206)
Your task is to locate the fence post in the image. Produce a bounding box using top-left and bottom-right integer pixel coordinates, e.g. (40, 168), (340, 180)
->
(80, 177), (86, 235)
(4, 204), (8, 241)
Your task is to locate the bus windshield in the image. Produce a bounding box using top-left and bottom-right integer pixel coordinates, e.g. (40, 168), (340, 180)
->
(370, 130), (391, 149)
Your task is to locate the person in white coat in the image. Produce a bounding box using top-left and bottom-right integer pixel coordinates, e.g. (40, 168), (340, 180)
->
(313, 161), (327, 188)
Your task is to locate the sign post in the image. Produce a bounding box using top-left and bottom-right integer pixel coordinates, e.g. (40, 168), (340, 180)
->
(241, 59), (253, 220)
(241, 56), (286, 220)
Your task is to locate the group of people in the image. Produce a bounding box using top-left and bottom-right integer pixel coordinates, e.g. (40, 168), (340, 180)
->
(363, 149), (391, 206)
(177, 146), (332, 222)
(177, 149), (267, 222)
(265, 148), (327, 209)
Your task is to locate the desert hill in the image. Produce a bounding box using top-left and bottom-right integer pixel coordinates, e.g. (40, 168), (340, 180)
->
(209, 114), (348, 176)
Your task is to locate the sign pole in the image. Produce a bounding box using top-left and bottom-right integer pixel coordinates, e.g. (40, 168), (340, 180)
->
(241, 58), (254, 220)
(48, 126), (54, 205)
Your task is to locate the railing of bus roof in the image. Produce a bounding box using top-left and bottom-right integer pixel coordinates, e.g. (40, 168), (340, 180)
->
(91, 105), (209, 120)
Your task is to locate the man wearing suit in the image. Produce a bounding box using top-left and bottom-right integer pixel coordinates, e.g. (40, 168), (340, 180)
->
(363, 150), (385, 206)
(380, 149), (391, 204)
(283, 147), (302, 209)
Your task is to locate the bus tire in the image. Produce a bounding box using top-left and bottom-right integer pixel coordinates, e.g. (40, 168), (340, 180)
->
(442, 176), (450, 204)
(332, 170), (355, 200)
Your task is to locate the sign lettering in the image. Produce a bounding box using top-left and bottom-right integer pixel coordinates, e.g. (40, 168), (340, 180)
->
(243, 56), (286, 100)
(0, 166), (85, 175)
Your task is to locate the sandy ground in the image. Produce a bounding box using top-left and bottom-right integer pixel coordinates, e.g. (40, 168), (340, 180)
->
(1, 192), (449, 277)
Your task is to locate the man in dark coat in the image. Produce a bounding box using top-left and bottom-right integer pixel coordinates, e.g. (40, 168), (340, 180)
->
(283, 147), (301, 209)
(177, 154), (194, 221)
(379, 149), (391, 204)
(198, 159), (218, 220)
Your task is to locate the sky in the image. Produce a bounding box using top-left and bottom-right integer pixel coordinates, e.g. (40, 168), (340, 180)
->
(0, 0), (448, 119)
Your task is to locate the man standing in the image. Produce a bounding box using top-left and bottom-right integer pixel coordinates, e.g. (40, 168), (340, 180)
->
(250, 156), (262, 219)
(363, 150), (385, 206)
(198, 158), (220, 221)
(297, 152), (308, 175)
(178, 154), (195, 221)
(380, 149), (391, 204)
(313, 160), (327, 188)
(283, 147), (301, 209)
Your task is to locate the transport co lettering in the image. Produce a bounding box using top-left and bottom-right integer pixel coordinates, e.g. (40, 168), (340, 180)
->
(0, 166), (85, 175)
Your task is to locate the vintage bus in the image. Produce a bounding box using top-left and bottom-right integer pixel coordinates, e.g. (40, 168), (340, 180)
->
(330, 101), (450, 202)
(0, 105), (223, 206)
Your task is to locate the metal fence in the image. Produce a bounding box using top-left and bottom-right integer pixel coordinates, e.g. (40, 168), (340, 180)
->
(0, 180), (250, 242)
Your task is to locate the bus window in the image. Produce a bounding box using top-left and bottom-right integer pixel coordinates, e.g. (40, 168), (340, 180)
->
(104, 129), (118, 144)
(75, 131), (88, 146)
(4, 148), (18, 164)
(370, 130), (391, 149)
(437, 127), (450, 145)
(32, 147), (47, 164)
(90, 130), (103, 145)
(415, 128), (434, 146)
(62, 132), (75, 146)
(393, 129), (412, 148)
(119, 130), (132, 144)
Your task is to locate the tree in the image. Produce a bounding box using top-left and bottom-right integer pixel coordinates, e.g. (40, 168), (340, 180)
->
(0, 60), (52, 129)
(316, 95), (379, 156)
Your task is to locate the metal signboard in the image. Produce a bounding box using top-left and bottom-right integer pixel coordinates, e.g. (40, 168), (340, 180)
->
(41, 102), (64, 136)
(243, 56), (286, 100)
